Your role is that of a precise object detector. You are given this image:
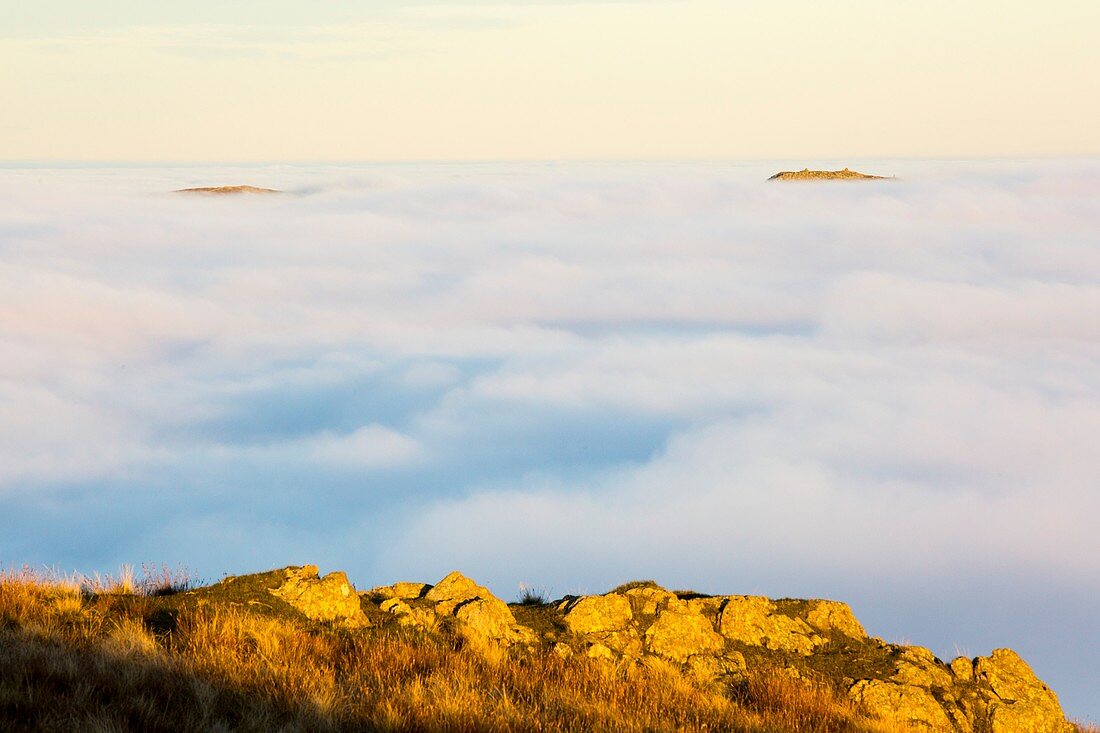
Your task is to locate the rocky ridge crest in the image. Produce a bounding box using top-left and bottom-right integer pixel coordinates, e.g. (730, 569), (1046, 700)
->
(174, 185), (280, 195)
(183, 567), (1073, 733)
(768, 168), (888, 181)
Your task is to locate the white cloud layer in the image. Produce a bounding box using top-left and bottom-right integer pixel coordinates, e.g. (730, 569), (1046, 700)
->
(0, 159), (1098, 717)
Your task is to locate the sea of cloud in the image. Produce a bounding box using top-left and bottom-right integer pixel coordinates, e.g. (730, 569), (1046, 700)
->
(1, 159), (1097, 718)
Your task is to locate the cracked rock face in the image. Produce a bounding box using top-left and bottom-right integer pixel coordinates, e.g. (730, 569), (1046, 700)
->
(562, 594), (634, 636)
(644, 598), (725, 663)
(850, 679), (956, 731)
(562, 594), (641, 656)
(850, 646), (1075, 733)
(717, 596), (824, 655)
(803, 600), (866, 639)
(975, 650), (1075, 733)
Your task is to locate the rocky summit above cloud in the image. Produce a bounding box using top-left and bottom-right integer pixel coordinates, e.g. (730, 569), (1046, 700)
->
(768, 167), (888, 181)
(174, 185), (281, 194)
(178, 566), (1075, 733)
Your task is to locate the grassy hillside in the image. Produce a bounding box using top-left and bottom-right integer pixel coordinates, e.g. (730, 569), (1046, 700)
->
(0, 566), (1088, 733)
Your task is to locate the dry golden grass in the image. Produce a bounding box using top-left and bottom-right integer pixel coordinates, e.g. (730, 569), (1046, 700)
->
(0, 568), (909, 732)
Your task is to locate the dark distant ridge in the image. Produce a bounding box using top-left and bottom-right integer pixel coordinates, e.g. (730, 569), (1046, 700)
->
(768, 167), (889, 181)
(175, 185), (281, 195)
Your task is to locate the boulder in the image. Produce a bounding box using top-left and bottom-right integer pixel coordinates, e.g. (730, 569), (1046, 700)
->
(424, 571), (534, 646)
(563, 594), (634, 635)
(803, 600), (866, 639)
(974, 649), (1074, 733)
(264, 565), (369, 628)
(455, 598), (530, 644)
(717, 596), (824, 655)
(562, 593), (640, 655)
(644, 599), (725, 663)
(685, 596), (725, 623)
(425, 571), (494, 615)
(623, 586), (676, 616)
(378, 598), (437, 630)
(849, 679), (954, 731)
(951, 656), (974, 682)
(367, 582), (431, 601)
(891, 647), (953, 689)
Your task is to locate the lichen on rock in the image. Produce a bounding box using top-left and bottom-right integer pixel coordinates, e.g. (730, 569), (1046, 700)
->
(643, 598), (724, 663)
(562, 593), (641, 655)
(717, 596), (824, 654)
(802, 599), (867, 639)
(366, 582), (431, 601)
(849, 678), (956, 730)
(975, 649), (1074, 733)
(562, 593), (634, 635)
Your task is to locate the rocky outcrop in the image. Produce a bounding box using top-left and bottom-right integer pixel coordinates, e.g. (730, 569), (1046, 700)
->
(267, 566), (367, 627)
(561, 593), (639, 656)
(768, 167), (888, 181)
(803, 599), (867, 639)
(377, 571), (535, 647)
(974, 650), (1075, 733)
(201, 565), (369, 628)
(194, 568), (1072, 733)
(850, 678), (956, 730)
(718, 596), (826, 654)
(174, 185), (280, 195)
(365, 581), (430, 601)
(644, 598), (725, 663)
(848, 646), (1075, 733)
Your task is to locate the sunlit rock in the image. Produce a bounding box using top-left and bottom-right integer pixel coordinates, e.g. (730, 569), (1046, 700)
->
(366, 582), (431, 601)
(767, 168), (888, 181)
(849, 679), (956, 731)
(562, 593), (641, 655)
(890, 647), (954, 689)
(950, 656), (975, 682)
(425, 571), (535, 646)
(265, 565), (369, 628)
(563, 594), (634, 635)
(975, 649), (1074, 733)
(643, 598), (724, 663)
(717, 596), (824, 654)
(803, 599), (867, 639)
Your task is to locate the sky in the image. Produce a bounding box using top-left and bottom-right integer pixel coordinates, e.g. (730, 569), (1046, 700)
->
(1, 159), (1098, 719)
(2, 0), (1100, 161)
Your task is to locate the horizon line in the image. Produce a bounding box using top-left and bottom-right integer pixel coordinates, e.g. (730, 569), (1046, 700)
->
(2, 153), (1099, 170)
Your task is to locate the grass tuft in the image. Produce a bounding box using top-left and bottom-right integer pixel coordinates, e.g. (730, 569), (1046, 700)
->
(611, 579), (663, 594)
(516, 583), (550, 606)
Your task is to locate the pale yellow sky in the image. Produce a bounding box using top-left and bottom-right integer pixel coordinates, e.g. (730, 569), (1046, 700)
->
(2, 0), (1098, 161)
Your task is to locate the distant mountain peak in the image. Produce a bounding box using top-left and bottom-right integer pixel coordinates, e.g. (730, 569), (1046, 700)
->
(175, 185), (280, 195)
(768, 168), (889, 181)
